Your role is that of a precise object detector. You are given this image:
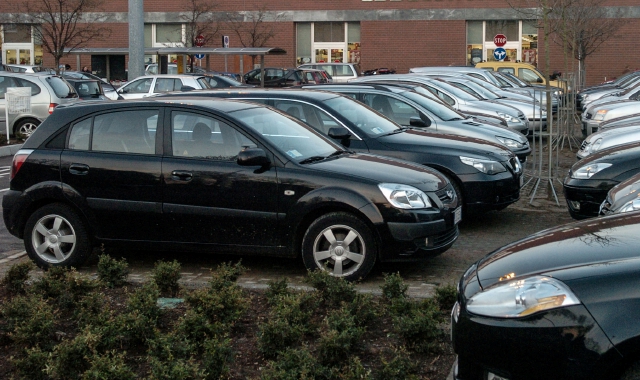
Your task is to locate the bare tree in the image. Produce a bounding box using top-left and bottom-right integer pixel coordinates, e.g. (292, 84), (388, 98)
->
(180, 0), (221, 71)
(226, 6), (283, 66)
(6, 0), (111, 73)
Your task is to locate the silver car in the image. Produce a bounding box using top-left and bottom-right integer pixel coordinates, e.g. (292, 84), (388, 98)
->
(582, 100), (640, 135)
(116, 74), (211, 99)
(578, 123), (640, 159)
(0, 72), (78, 137)
(298, 63), (361, 83)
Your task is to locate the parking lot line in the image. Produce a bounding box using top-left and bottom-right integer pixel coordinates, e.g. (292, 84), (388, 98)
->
(0, 251), (27, 264)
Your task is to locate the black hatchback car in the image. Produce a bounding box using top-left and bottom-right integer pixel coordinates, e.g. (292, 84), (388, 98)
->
(243, 68), (307, 87)
(452, 211), (640, 380)
(3, 98), (461, 280)
(163, 89), (523, 215)
(563, 141), (640, 219)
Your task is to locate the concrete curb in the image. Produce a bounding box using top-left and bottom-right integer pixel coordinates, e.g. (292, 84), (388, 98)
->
(0, 143), (22, 157)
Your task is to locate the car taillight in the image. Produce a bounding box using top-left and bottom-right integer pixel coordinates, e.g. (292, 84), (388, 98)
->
(10, 149), (34, 180)
(49, 103), (58, 114)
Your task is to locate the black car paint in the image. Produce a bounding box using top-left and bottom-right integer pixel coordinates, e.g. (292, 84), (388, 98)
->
(563, 141), (640, 219)
(453, 212), (640, 380)
(3, 99), (459, 266)
(160, 89), (522, 214)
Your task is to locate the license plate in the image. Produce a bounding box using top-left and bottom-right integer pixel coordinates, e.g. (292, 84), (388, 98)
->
(519, 175), (524, 188)
(454, 207), (462, 224)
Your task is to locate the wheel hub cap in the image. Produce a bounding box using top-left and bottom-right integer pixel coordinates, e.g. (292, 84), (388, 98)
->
(334, 246), (345, 257)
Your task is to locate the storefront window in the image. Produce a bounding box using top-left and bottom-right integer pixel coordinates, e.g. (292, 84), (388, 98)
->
(347, 23), (360, 64)
(466, 21), (483, 66)
(156, 24), (183, 45)
(521, 20), (538, 66)
(314, 22), (344, 43)
(485, 21), (518, 42)
(3, 24), (31, 43)
(296, 23), (312, 65)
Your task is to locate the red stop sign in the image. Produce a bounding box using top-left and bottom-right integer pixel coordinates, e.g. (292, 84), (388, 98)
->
(494, 34), (507, 47)
(195, 34), (205, 47)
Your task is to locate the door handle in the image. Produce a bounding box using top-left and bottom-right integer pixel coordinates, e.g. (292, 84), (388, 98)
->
(171, 170), (193, 181)
(69, 163), (89, 175)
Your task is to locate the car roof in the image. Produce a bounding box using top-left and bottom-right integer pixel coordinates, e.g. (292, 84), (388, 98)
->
(169, 88), (343, 101)
(303, 83), (407, 94)
(133, 74), (205, 79)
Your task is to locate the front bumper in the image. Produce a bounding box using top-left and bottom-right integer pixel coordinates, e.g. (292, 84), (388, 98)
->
(451, 300), (618, 380)
(563, 177), (618, 219)
(459, 170), (522, 214)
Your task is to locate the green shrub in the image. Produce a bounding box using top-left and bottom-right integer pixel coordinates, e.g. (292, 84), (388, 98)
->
(11, 346), (50, 380)
(152, 259), (182, 297)
(202, 336), (233, 380)
(55, 270), (99, 310)
(380, 272), (408, 301)
(4, 295), (57, 349)
(75, 292), (111, 329)
(82, 351), (136, 380)
(392, 299), (443, 353)
(435, 284), (458, 313)
(347, 293), (378, 328)
(1, 261), (34, 293)
(126, 281), (161, 321)
(30, 266), (70, 299)
(185, 281), (248, 326)
(376, 347), (419, 380)
(147, 356), (203, 380)
(96, 254), (130, 288)
(304, 270), (357, 307)
(326, 356), (372, 380)
(317, 307), (365, 366)
(113, 310), (159, 348)
(147, 331), (196, 362)
(257, 317), (305, 358)
(265, 277), (291, 304)
(209, 261), (246, 291)
(271, 292), (319, 329)
(46, 331), (100, 380)
(175, 309), (227, 351)
(261, 347), (322, 380)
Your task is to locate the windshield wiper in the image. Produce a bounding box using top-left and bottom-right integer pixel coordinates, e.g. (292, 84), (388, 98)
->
(382, 127), (408, 136)
(328, 150), (350, 157)
(299, 156), (327, 164)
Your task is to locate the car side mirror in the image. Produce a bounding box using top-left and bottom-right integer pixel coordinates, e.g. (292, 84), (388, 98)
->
(237, 148), (270, 167)
(328, 127), (352, 140)
(410, 116), (431, 128)
(180, 86), (195, 92)
(537, 78), (543, 83)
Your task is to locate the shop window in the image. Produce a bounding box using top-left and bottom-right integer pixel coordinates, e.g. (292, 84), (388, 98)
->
(296, 23), (312, 65)
(314, 22), (344, 43)
(156, 24), (183, 45)
(347, 23), (360, 64)
(485, 21), (518, 42)
(3, 24), (31, 43)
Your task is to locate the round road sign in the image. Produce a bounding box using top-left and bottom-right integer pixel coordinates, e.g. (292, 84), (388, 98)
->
(494, 34), (507, 47)
(194, 53), (205, 59)
(493, 47), (507, 61)
(195, 34), (205, 47)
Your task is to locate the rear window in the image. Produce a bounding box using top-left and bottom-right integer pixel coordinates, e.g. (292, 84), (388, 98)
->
(74, 81), (102, 98)
(16, 78), (42, 96)
(47, 76), (77, 98)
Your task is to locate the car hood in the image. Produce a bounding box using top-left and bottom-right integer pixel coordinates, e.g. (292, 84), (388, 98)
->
(443, 119), (527, 144)
(572, 140), (640, 170)
(305, 152), (447, 191)
(375, 128), (512, 161)
(606, 172), (640, 211)
(474, 212), (640, 289)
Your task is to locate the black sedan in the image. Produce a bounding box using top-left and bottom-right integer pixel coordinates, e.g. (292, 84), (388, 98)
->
(451, 211), (640, 380)
(3, 98), (460, 280)
(563, 141), (640, 219)
(162, 89), (523, 215)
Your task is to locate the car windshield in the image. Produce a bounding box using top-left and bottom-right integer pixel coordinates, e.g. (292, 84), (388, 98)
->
(402, 91), (465, 121)
(74, 81), (103, 98)
(322, 96), (400, 137)
(502, 72), (528, 87)
(457, 81), (500, 100)
(47, 76), (78, 98)
(430, 79), (481, 101)
(219, 76), (244, 86)
(229, 107), (340, 162)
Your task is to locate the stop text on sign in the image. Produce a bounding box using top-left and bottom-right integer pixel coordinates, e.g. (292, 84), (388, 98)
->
(494, 34), (507, 47)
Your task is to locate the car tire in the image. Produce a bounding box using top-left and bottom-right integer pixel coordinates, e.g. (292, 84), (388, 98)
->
(14, 118), (40, 138)
(301, 212), (377, 281)
(620, 361), (640, 380)
(442, 173), (464, 213)
(24, 203), (92, 269)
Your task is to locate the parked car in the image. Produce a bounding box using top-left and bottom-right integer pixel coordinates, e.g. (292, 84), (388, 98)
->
(65, 78), (110, 101)
(600, 172), (640, 215)
(5, 64), (56, 74)
(3, 98), (462, 280)
(161, 89), (524, 215)
(577, 124), (640, 159)
(582, 100), (640, 136)
(451, 211), (640, 380)
(301, 68), (332, 84)
(363, 68), (396, 76)
(298, 62), (361, 83)
(243, 68), (308, 87)
(145, 63), (178, 75)
(563, 141), (640, 219)
(62, 71), (122, 100)
(577, 71), (640, 110)
(579, 76), (640, 112)
(299, 83), (531, 161)
(185, 73), (254, 88)
(474, 61), (568, 93)
(116, 74), (211, 99)
(0, 71), (78, 137)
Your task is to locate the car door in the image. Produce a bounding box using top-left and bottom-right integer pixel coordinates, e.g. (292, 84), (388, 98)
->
(161, 108), (280, 247)
(118, 77), (155, 99)
(60, 107), (163, 241)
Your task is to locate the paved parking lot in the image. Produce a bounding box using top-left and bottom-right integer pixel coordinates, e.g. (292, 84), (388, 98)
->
(0, 146), (576, 297)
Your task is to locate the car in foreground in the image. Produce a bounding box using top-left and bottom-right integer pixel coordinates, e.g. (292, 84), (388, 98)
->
(599, 172), (640, 215)
(161, 89), (523, 215)
(3, 98), (461, 280)
(563, 141), (640, 219)
(116, 74), (211, 99)
(451, 211), (640, 380)
(0, 71), (78, 137)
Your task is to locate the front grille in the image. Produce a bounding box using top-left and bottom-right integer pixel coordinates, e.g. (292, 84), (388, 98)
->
(586, 112), (593, 120)
(580, 141), (589, 151)
(600, 199), (612, 215)
(435, 184), (456, 206)
(506, 156), (521, 174)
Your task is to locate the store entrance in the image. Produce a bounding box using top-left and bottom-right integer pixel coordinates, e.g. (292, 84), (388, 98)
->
(314, 43), (345, 63)
(484, 42), (519, 63)
(3, 44), (33, 65)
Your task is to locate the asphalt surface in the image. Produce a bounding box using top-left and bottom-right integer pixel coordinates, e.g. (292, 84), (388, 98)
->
(0, 148), (576, 297)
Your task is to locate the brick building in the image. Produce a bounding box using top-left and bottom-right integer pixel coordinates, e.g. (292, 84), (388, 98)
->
(1, 0), (638, 85)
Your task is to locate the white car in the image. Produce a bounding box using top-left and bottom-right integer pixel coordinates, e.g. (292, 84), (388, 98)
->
(578, 123), (640, 159)
(116, 74), (211, 99)
(582, 100), (640, 136)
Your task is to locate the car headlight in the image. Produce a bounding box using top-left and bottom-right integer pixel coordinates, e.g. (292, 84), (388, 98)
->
(619, 199), (640, 213)
(496, 112), (517, 123)
(378, 183), (432, 209)
(496, 136), (525, 149)
(588, 138), (603, 154)
(466, 276), (580, 318)
(460, 156), (506, 175)
(593, 109), (608, 121)
(571, 162), (612, 179)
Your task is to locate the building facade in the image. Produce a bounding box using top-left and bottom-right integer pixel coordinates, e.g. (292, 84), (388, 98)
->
(1, 0), (638, 85)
